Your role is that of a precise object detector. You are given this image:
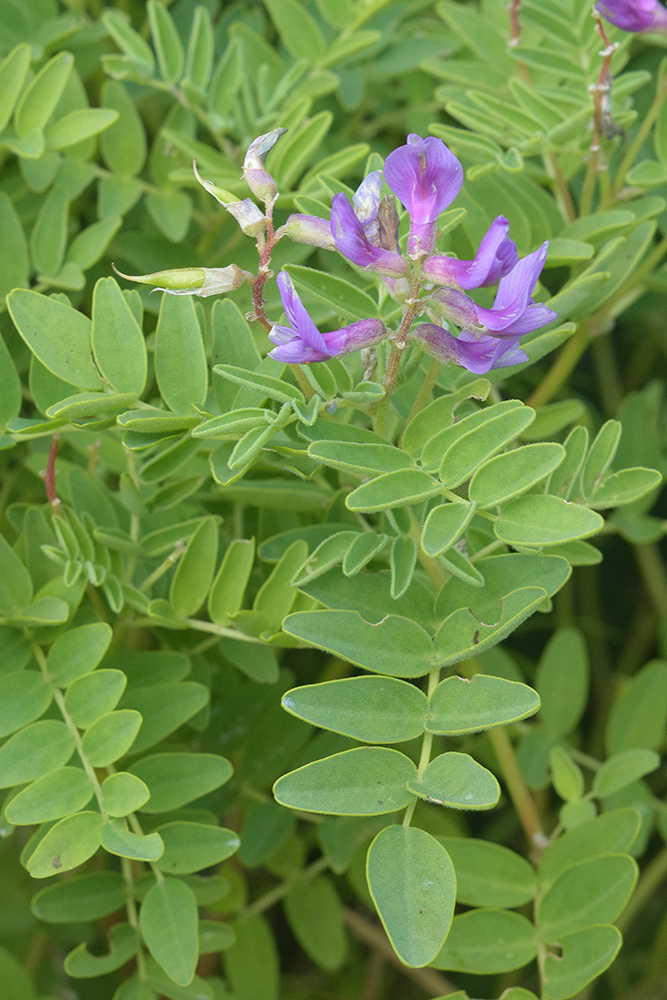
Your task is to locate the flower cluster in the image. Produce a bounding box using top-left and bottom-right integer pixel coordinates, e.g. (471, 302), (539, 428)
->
(114, 130), (557, 377)
(280, 133), (556, 374)
(596, 0), (667, 33)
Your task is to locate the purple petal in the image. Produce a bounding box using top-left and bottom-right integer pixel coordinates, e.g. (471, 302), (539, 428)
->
(423, 216), (518, 289)
(475, 242), (549, 331)
(331, 194), (408, 277)
(384, 134), (463, 225)
(276, 272), (329, 354)
(596, 0), (667, 32)
(268, 339), (334, 363)
(490, 302), (558, 337)
(410, 323), (525, 374)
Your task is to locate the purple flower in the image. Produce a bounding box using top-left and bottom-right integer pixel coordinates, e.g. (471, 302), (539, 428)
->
(330, 194), (409, 278)
(595, 0), (667, 32)
(268, 272), (386, 363)
(423, 216), (518, 290)
(433, 242), (556, 339)
(384, 134), (464, 257)
(410, 324), (527, 374)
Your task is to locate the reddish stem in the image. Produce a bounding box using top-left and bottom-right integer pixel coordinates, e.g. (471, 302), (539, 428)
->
(45, 435), (62, 514)
(250, 203), (277, 333)
(508, 0), (522, 46)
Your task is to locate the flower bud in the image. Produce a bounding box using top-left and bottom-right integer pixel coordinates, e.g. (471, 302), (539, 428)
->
(243, 127), (287, 201)
(193, 159), (267, 236)
(112, 263), (253, 297)
(277, 214), (336, 250)
(225, 198), (268, 237)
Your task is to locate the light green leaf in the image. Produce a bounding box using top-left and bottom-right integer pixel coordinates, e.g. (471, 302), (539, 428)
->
(225, 915), (278, 1000)
(274, 747), (417, 815)
(65, 922), (140, 978)
(469, 443), (564, 507)
(140, 877), (199, 986)
(543, 926), (622, 1000)
(213, 363), (304, 406)
(431, 908), (537, 973)
(101, 820), (165, 861)
(367, 825), (455, 967)
(0, 670), (52, 738)
(148, 0), (184, 82)
(407, 752), (500, 810)
(8, 290), (103, 390)
(0, 720), (75, 788)
(536, 627), (589, 738)
(283, 610), (434, 677)
(434, 588), (548, 668)
(101, 772), (150, 817)
(46, 622), (112, 686)
(606, 659), (667, 753)
(15, 51), (73, 138)
(6, 767), (93, 825)
(285, 875), (347, 970)
(593, 749), (661, 798)
(438, 837), (537, 907)
(264, 0), (326, 61)
(155, 295), (207, 413)
(31, 871), (126, 922)
(121, 683), (208, 754)
(26, 811), (103, 878)
(538, 855), (638, 942)
(81, 710), (142, 767)
(45, 108), (118, 151)
(156, 822), (239, 874)
(169, 517), (219, 617)
(282, 676), (428, 743)
(495, 495), (604, 546)
(64, 669), (126, 729)
(308, 441), (414, 477)
(427, 674), (540, 735)
(92, 277), (147, 395)
(421, 501), (476, 557)
(347, 470), (442, 513)
(0, 44), (31, 134)
(100, 79), (147, 175)
(128, 753), (233, 813)
(0, 192), (29, 298)
(539, 808), (641, 886)
(208, 538), (255, 625)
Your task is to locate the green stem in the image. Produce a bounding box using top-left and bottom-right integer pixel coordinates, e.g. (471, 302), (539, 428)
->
(121, 855), (147, 979)
(527, 321), (592, 409)
(33, 642), (109, 821)
(634, 543), (667, 618)
(403, 356), (440, 430)
(138, 541), (187, 592)
(241, 856), (329, 918)
(403, 668), (440, 828)
(487, 726), (545, 853)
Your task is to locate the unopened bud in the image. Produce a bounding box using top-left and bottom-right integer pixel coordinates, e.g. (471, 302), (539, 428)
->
(277, 214), (336, 250)
(225, 198), (267, 237)
(353, 171), (382, 228)
(243, 127), (287, 201)
(377, 195), (400, 253)
(192, 159), (238, 206)
(112, 263), (253, 297)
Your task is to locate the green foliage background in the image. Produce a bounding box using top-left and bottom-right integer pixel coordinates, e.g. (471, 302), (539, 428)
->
(1, 2), (667, 1000)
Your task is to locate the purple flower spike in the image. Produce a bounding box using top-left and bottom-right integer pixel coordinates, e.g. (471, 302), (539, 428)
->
(596, 0), (667, 33)
(434, 242), (556, 338)
(411, 323), (527, 374)
(423, 216), (518, 290)
(384, 134), (464, 258)
(269, 272), (386, 363)
(331, 194), (409, 278)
